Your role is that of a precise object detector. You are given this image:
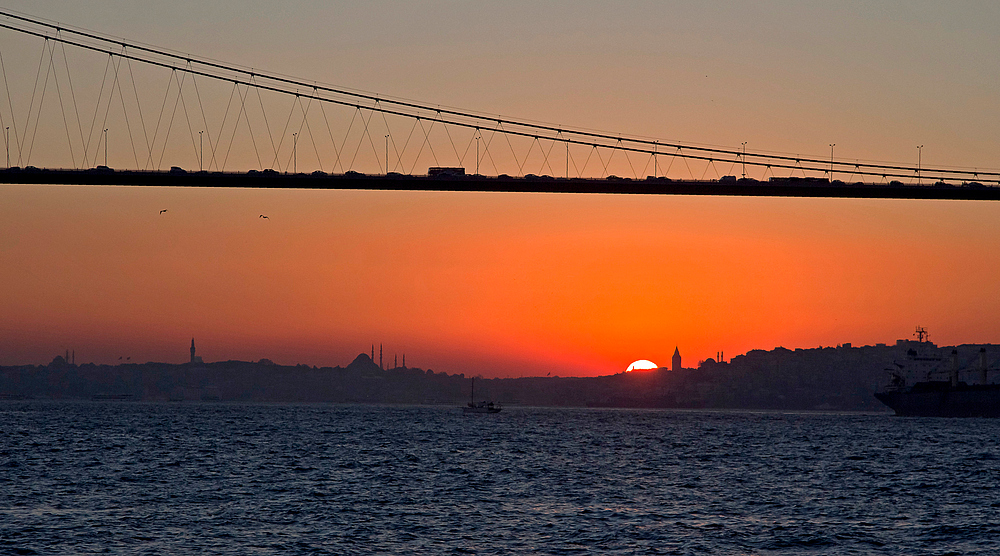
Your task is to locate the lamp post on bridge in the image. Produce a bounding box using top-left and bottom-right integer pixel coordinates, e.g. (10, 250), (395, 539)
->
(475, 131), (480, 175)
(741, 141), (747, 179)
(104, 129), (108, 167)
(385, 134), (390, 174)
(199, 131), (203, 171)
(829, 143), (836, 181)
(5, 126), (8, 168)
(917, 145), (924, 184)
(292, 132), (298, 174)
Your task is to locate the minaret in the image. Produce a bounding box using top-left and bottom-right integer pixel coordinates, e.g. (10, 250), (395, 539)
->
(402, 354), (405, 368)
(371, 344), (374, 361)
(672, 346), (681, 371)
(379, 344), (383, 370)
(394, 354), (397, 368)
(191, 338), (196, 364)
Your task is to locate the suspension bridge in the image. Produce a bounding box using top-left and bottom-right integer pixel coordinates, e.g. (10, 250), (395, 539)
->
(1, 10), (998, 200)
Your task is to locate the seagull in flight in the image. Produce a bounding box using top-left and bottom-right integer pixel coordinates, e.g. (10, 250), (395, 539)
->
(259, 214), (268, 219)
(159, 209), (167, 214)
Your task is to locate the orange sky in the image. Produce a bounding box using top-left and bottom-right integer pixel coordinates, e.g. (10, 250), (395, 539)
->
(1, 2), (1000, 376)
(3, 184), (1000, 376)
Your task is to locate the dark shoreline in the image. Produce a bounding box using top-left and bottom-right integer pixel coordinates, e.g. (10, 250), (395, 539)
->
(4, 343), (995, 412)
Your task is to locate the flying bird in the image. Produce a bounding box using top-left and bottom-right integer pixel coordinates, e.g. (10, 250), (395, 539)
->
(159, 209), (167, 214)
(259, 214), (268, 219)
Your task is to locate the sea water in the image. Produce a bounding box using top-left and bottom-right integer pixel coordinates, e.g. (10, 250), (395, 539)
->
(1, 402), (998, 555)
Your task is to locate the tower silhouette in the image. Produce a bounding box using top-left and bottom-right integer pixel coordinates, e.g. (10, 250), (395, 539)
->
(191, 338), (196, 364)
(672, 346), (681, 371)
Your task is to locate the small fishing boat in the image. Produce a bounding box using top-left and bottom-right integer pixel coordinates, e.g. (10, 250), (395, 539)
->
(463, 377), (501, 414)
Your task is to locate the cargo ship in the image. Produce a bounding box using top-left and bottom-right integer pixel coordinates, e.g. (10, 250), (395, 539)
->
(875, 328), (1000, 417)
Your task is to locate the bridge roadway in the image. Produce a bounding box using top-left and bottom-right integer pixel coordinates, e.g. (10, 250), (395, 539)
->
(2, 168), (998, 200)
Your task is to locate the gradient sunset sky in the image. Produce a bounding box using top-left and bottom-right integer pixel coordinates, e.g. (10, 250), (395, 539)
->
(2, 1), (999, 376)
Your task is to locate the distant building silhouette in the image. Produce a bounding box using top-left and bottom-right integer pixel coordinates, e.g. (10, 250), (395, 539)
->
(672, 347), (681, 371)
(190, 338), (203, 364)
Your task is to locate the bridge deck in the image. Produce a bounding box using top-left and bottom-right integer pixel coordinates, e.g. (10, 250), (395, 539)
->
(2, 168), (998, 200)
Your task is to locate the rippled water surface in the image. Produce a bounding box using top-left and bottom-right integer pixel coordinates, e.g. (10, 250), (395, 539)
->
(2, 403), (999, 554)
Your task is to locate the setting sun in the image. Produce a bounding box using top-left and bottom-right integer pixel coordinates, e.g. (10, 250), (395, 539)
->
(626, 360), (659, 372)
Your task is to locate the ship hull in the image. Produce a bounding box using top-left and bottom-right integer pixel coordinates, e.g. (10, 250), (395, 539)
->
(875, 384), (1000, 417)
(463, 405), (501, 414)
